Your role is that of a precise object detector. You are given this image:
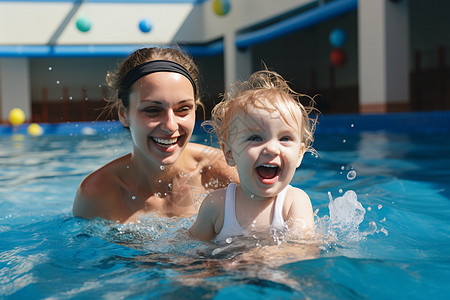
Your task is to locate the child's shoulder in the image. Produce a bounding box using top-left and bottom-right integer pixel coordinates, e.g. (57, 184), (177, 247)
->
(202, 187), (227, 208)
(286, 186), (310, 201)
(284, 186), (312, 211)
(284, 186), (314, 225)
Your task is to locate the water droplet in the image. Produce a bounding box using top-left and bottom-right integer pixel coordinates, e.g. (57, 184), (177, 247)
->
(339, 189), (343, 193)
(56, 80), (60, 85)
(380, 227), (388, 236)
(378, 204), (383, 210)
(160, 166), (165, 170)
(69, 96), (73, 100)
(342, 139), (346, 143)
(131, 195), (136, 200)
(367, 206), (372, 211)
(199, 169), (203, 173)
(250, 194), (255, 198)
(205, 183), (208, 188)
(341, 166), (345, 170)
(252, 234), (257, 239)
(98, 84), (102, 88)
(204, 139), (208, 142)
(126, 165), (130, 169)
(347, 170), (356, 180)
(48, 66), (52, 71)
(380, 217), (386, 222)
(225, 237), (232, 244)
(351, 124), (354, 128)
(168, 183), (172, 188)
(158, 180), (161, 183)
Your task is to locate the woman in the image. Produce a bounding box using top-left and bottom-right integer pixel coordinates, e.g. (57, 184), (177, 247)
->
(73, 47), (238, 223)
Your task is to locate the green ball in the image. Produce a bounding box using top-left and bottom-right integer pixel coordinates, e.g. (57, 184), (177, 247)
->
(76, 16), (92, 32)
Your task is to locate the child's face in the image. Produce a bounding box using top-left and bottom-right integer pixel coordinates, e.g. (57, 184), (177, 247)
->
(224, 103), (304, 199)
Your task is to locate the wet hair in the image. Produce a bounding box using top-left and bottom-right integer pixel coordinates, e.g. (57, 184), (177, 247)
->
(104, 46), (202, 115)
(204, 70), (318, 153)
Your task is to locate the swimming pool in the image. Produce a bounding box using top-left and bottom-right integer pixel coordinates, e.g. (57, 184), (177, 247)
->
(1, 112), (449, 299)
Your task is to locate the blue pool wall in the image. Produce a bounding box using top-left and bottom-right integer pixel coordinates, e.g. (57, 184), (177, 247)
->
(1, 111), (449, 136)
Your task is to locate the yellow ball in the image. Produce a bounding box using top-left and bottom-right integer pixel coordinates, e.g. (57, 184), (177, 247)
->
(9, 108), (26, 126)
(212, 0), (230, 16)
(27, 123), (44, 136)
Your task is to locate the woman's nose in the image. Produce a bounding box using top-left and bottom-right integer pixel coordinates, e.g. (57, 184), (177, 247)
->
(160, 110), (178, 133)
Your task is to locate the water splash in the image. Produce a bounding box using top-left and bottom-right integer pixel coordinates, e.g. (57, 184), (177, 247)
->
(316, 190), (377, 244)
(78, 190), (381, 263)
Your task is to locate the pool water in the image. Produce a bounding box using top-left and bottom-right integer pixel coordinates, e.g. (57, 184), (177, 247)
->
(1, 113), (450, 299)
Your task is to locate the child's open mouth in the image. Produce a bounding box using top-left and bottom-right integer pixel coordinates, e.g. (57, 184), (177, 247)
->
(256, 164), (280, 184)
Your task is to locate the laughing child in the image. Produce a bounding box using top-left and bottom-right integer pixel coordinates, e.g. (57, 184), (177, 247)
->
(189, 70), (317, 242)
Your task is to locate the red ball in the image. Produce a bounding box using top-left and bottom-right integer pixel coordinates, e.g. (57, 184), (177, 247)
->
(330, 49), (347, 67)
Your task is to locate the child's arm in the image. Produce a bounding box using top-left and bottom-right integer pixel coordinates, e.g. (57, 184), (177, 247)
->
(285, 187), (315, 236)
(188, 190), (224, 241)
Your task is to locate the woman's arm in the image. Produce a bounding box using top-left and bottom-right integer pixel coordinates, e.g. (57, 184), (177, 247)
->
(190, 143), (239, 189)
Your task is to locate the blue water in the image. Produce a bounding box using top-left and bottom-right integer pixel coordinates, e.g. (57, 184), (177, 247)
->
(1, 114), (450, 299)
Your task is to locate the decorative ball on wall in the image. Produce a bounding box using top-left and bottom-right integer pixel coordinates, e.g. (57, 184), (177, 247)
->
(139, 18), (153, 33)
(213, 0), (231, 16)
(329, 28), (347, 48)
(330, 48), (347, 67)
(76, 16), (92, 32)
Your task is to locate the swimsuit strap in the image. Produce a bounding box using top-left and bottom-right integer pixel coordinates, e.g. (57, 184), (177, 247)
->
(214, 183), (245, 242)
(272, 185), (290, 229)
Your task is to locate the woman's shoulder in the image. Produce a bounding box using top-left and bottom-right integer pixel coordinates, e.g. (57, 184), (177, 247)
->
(185, 142), (222, 161)
(73, 154), (130, 219)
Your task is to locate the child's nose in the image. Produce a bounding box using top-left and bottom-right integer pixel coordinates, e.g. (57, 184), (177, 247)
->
(262, 141), (280, 155)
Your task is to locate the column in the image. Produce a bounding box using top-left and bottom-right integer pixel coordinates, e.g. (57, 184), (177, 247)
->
(358, 0), (409, 113)
(0, 58), (31, 122)
(224, 31), (252, 85)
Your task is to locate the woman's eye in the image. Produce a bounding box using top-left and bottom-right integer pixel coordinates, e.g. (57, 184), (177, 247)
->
(178, 106), (192, 113)
(143, 107), (160, 115)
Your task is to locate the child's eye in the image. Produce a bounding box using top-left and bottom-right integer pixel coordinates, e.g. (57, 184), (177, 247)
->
(248, 135), (262, 142)
(280, 136), (292, 142)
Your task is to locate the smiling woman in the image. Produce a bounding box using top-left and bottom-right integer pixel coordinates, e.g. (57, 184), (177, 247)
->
(72, 46), (238, 223)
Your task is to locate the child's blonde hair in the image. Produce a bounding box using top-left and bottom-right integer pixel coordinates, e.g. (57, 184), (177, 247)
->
(204, 70), (318, 153)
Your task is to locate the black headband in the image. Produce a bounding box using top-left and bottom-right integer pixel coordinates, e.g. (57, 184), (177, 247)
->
(118, 60), (196, 99)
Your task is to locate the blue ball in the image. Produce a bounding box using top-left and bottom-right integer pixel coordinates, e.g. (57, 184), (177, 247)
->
(139, 18), (153, 33)
(329, 28), (347, 48)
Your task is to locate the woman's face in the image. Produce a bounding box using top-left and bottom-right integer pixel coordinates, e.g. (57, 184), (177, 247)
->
(119, 72), (196, 167)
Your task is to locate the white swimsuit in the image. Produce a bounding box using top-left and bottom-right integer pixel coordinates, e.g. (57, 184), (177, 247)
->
(214, 183), (290, 243)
